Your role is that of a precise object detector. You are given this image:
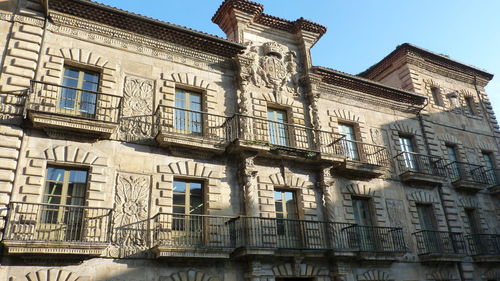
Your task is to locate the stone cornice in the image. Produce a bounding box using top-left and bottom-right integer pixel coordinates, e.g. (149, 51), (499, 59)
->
(361, 43), (493, 86)
(318, 83), (421, 115)
(48, 13), (235, 73)
(49, 0), (245, 58)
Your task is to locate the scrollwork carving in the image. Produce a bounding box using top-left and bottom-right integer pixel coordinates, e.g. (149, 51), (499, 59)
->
(111, 173), (150, 258)
(118, 76), (154, 143)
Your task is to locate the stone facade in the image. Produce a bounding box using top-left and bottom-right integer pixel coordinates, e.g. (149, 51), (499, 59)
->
(0, 0), (498, 280)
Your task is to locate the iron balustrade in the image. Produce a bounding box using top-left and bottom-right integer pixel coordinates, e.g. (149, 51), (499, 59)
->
(395, 152), (447, 177)
(228, 216), (360, 251)
(28, 80), (121, 123)
(346, 225), (406, 253)
(339, 139), (390, 167)
(466, 234), (500, 256)
(413, 230), (466, 256)
(155, 105), (230, 143)
(153, 213), (234, 249)
(4, 202), (112, 243)
(445, 161), (488, 184)
(485, 169), (499, 186)
(226, 114), (345, 155)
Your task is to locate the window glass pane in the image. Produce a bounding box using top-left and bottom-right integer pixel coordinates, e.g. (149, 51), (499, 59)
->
(82, 82), (98, 92)
(483, 152), (494, 169)
(173, 193), (185, 206)
(62, 77), (78, 88)
(173, 181), (186, 193)
(69, 170), (88, 183)
(175, 90), (186, 108)
(64, 68), (79, 78)
(45, 182), (63, 196)
(83, 72), (99, 83)
(47, 168), (65, 182)
(173, 206), (185, 214)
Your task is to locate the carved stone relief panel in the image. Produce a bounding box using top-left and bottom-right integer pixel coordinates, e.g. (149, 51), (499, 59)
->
(386, 199), (413, 250)
(238, 41), (303, 97)
(109, 173), (151, 258)
(118, 76), (155, 143)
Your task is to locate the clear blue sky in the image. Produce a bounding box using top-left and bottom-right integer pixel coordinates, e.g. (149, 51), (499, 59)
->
(96, 0), (500, 115)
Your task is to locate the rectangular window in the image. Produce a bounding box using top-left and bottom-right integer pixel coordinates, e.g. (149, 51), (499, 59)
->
(431, 87), (442, 106)
(40, 166), (87, 241)
(482, 151), (497, 184)
(274, 189), (300, 247)
(464, 97), (475, 115)
(446, 144), (460, 178)
(174, 89), (203, 134)
(172, 180), (204, 232)
(352, 197), (373, 226)
(339, 123), (359, 160)
(60, 66), (99, 117)
(399, 135), (416, 169)
(465, 208), (481, 234)
(416, 204), (437, 231)
(267, 108), (288, 146)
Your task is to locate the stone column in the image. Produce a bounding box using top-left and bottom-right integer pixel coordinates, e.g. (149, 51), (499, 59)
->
(319, 166), (336, 222)
(239, 153), (259, 217)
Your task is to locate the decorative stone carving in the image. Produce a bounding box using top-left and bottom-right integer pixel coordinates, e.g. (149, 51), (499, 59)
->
(118, 76), (155, 143)
(320, 166), (336, 221)
(111, 173), (150, 258)
(239, 41), (302, 96)
(159, 269), (219, 281)
(371, 128), (384, 145)
(13, 269), (90, 281)
(357, 269), (391, 281)
(240, 154), (259, 216)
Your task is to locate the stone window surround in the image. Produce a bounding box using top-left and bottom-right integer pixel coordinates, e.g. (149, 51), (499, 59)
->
(156, 160), (223, 216)
(342, 183), (386, 226)
(458, 196), (487, 234)
(42, 47), (118, 96)
(423, 79), (446, 110)
(15, 144), (112, 208)
(406, 190), (448, 232)
(327, 109), (368, 142)
(159, 72), (218, 116)
(438, 134), (467, 164)
(256, 171), (316, 220)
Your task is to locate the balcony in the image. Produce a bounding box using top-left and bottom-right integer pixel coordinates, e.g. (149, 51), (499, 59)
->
(445, 162), (489, 192)
(413, 230), (466, 261)
(332, 139), (390, 178)
(395, 152), (447, 186)
(3, 202), (112, 256)
(485, 169), (500, 196)
(26, 81), (121, 138)
(151, 213), (234, 259)
(466, 234), (500, 262)
(228, 217), (405, 260)
(155, 105), (231, 154)
(227, 114), (345, 161)
(347, 225), (407, 260)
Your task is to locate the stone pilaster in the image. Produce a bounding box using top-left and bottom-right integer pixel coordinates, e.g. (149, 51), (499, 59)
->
(239, 153), (259, 217)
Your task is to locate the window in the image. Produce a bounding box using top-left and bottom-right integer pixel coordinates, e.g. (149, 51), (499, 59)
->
(40, 166), (88, 240)
(338, 123), (359, 160)
(416, 204), (437, 231)
(482, 151), (497, 183)
(172, 180), (204, 231)
(274, 189), (300, 247)
(399, 135), (416, 169)
(430, 87), (443, 106)
(174, 89), (203, 134)
(464, 208), (481, 234)
(60, 66), (99, 117)
(267, 108), (288, 146)
(464, 96), (475, 115)
(446, 144), (460, 178)
(352, 197), (373, 226)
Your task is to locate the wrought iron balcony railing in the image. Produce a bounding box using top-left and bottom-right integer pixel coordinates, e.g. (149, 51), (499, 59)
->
(155, 105), (231, 145)
(395, 152), (447, 178)
(466, 234), (500, 256)
(339, 139), (390, 167)
(346, 225), (406, 253)
(152, 213), (234, 249)
(445, 161), (489, 185)
(228, 216), (357, 250)
(27, 80), (121, 123)
(4, 202), (112, 243)
(413, 230), (466, 256)
(485, 169), (500, 186)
